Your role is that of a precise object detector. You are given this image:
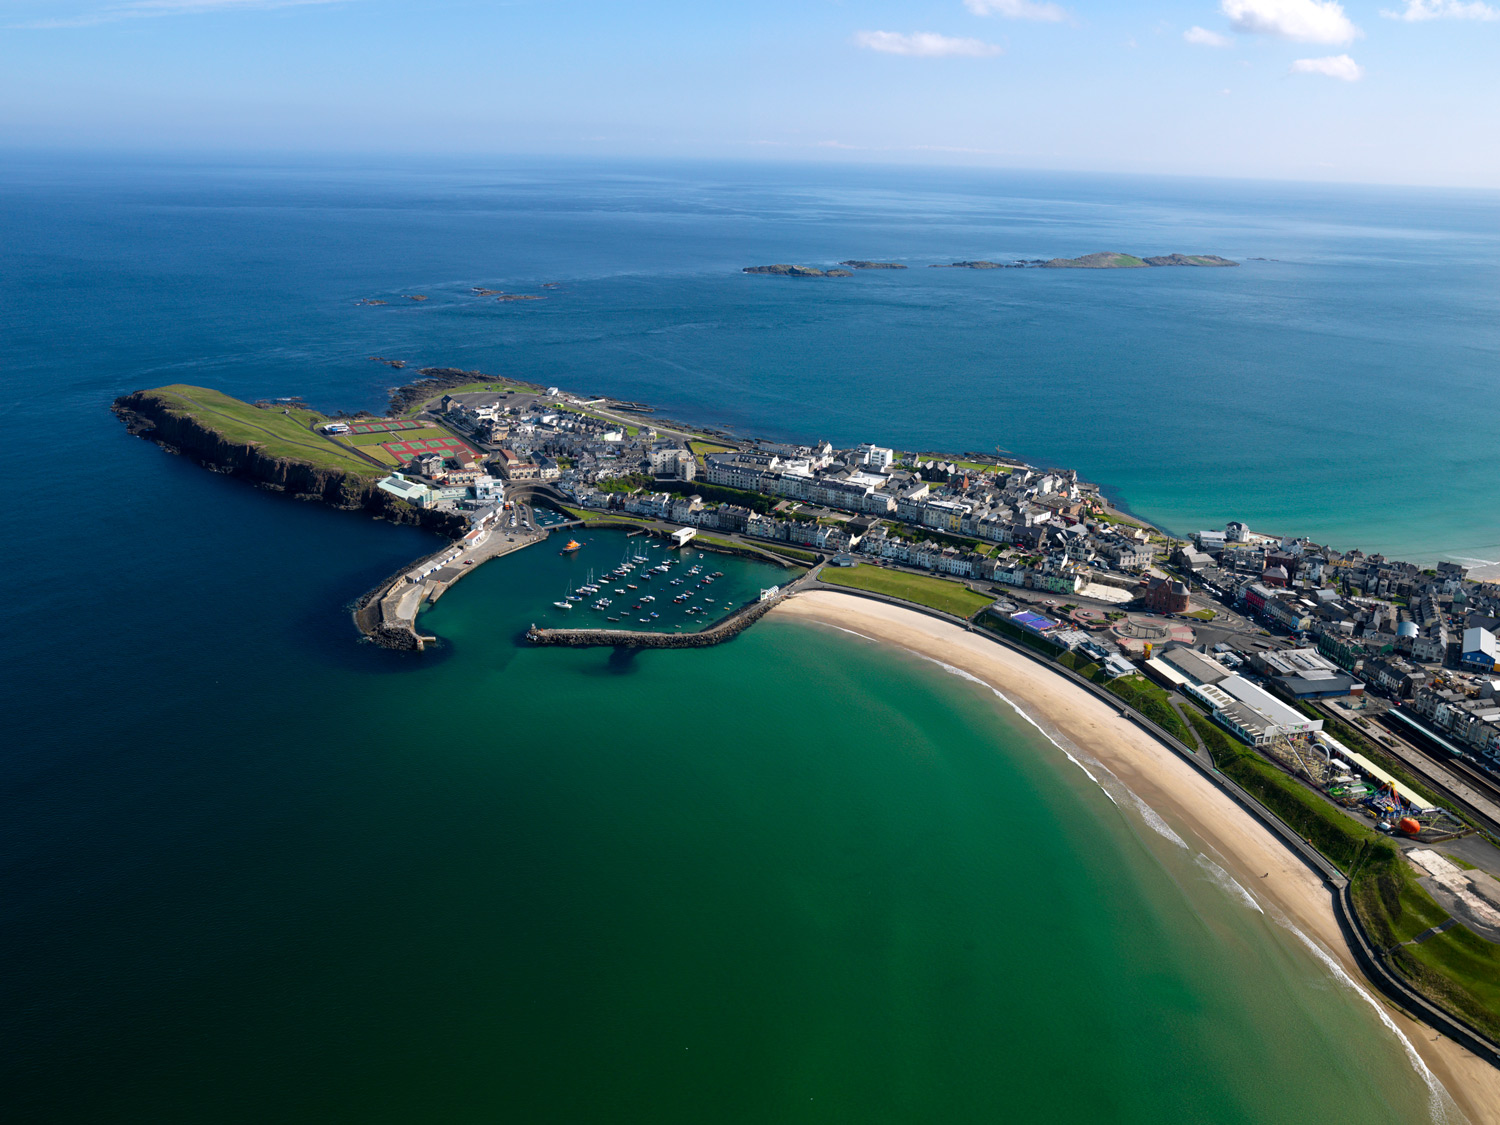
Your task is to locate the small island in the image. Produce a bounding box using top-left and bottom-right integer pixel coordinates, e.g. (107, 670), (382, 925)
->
(840, 260), (908, 270)
(742, 265), (853, 277)
(1043, 251), (1238, 269)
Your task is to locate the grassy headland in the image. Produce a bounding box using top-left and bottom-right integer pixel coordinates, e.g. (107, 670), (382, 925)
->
(145, 385), (380, 476)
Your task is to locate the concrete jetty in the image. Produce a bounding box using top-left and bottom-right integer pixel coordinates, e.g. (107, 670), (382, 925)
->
(356, 516), (547, 650)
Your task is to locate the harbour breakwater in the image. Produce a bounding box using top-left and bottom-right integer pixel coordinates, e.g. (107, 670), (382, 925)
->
(112, 390), (468, 538)
(528, 571), (814, 649)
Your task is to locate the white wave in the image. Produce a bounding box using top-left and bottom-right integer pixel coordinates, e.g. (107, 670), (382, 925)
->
(1194, 854), (1264, 913)
(1125, 787), (1189, 849)
(1275, 915), (1460, 1125)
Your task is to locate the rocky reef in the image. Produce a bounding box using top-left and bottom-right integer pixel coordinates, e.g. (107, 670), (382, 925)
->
(930, 260), (1021, 269)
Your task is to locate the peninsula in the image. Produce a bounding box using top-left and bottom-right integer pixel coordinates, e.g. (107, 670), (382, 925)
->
(113, 368), (1500, 1092)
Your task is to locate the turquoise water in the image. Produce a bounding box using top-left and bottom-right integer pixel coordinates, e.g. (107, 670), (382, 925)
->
(7, 155), (1495, 564)
(522, 529), (791, 634)
(0, 156), (1487, 1119)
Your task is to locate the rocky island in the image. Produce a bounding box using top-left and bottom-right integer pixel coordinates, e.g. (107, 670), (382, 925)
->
(1042, 251), (1238, 268)
(840, 260), (907, 270)
(742, 264), (853, 277)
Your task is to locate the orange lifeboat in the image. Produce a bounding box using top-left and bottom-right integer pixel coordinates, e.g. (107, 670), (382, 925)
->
(1396, 817), (1421, 836)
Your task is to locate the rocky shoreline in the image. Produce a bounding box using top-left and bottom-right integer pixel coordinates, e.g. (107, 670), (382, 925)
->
(112, 390), (468, 538)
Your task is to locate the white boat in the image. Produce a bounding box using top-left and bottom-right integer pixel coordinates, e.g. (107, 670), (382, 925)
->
(553, 600), (572, 610)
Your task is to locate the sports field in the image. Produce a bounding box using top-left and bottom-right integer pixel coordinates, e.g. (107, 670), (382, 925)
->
(344, 419), (426, 435)
(355, 435), (476, 467)
(346, 426), (452, 448)
(383, 436), (474, 458)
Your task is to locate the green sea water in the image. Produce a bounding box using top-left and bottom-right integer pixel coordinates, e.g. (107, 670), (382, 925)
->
(5, 158), (1491, 1121)
(1, 511), (1457, 1121)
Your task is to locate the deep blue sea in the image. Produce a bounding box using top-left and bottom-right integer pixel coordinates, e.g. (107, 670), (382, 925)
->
(1, 155), (1492, 1121)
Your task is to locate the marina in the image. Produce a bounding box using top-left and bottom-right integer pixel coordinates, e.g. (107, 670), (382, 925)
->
(527, 530), (794, 636)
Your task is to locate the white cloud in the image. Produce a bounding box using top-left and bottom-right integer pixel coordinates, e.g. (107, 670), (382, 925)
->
(964, 0), (1069, 22)
(1221, 0), (1360, 43)
(853, 30), (1003, 57)
(1383, 0), (1499, 19)
(1184, 25), (1233, 46)
(1289, 53), (1365, 79)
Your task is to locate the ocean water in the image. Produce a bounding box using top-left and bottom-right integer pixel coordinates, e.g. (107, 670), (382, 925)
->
(0, 154), (1488, 1120)
(5, 153), (1496, 566)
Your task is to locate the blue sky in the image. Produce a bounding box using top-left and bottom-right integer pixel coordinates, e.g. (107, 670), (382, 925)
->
(3, 0), (1498, 186)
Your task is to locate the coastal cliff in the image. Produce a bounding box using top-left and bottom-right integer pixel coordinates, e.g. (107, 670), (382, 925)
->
(113, 387), (468, 538)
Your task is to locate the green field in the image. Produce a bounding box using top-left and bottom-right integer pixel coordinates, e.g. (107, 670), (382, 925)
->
(147, 385), (381, 476)
(820, 565), (993, 618)
(558, 505), (652, 529)
(689, 440), (736, 460)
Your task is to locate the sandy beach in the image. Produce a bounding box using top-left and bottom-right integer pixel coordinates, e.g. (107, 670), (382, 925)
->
(775, 589), (1500, 1125)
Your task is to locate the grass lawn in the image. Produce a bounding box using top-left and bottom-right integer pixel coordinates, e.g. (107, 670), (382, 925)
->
(147, 385), (380, 477)
(688, 440), (736, 459)
(559, 505), (652, 529)
(820, 565), (992, 618)
(1401, 919), (1500, 1040)
(355, 445), (402, 466)
(1106, 675), (1192, 745)
(1184, 609), (1217, 621)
